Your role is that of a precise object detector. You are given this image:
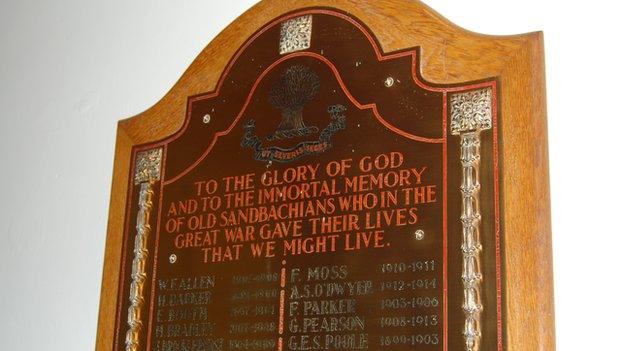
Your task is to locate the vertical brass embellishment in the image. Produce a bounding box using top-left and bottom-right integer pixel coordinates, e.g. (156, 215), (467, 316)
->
(450, 88), (492, 351)
(126, 147), (162, 351)
(279, 15), (313, 55)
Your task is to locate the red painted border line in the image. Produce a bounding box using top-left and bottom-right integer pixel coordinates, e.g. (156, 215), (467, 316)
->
(491, 84), (503, 351)
(442, 91), (449, 351)
(158, 8), (498, 184)
(165, 51), (445, 185)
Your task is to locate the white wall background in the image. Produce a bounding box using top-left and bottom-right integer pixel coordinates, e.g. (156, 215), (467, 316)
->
(0, 0), (621, 349)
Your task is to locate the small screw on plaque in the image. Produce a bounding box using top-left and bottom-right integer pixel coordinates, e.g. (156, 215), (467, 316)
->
(169, 254), (177, 264)
(202, 114), (211, 124)
(384, 76), (395, 87)
(414, 229), (425, 241)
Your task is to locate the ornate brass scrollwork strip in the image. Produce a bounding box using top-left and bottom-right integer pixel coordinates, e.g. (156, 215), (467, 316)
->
(126, 148), (162, 351)
(450, 88), (492, 351)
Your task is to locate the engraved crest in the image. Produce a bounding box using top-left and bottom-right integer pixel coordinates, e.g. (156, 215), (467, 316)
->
(241, 64), (347, 163)
(267, 65), (320, 140)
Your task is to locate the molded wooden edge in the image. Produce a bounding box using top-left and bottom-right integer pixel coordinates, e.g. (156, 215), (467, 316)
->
(96, 126), (132, 351)
(97, 1), (554, 350)
(498, 32), (555, 350)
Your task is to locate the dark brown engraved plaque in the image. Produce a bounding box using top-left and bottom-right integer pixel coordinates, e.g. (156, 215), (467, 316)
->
(113, 10), (504, 351)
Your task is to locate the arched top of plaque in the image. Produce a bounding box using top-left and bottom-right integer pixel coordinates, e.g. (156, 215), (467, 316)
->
(117, 0), (542, 144)
(98, 1), (552, 351)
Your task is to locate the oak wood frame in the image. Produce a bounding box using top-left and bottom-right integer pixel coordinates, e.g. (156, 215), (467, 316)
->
(95, 1), (554, 350)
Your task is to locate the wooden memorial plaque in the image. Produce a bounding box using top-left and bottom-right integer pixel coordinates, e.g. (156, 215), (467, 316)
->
(97, 1), (554, 351)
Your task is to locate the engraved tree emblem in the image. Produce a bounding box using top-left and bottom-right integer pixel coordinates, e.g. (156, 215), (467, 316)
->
(267, 65), (320, 140)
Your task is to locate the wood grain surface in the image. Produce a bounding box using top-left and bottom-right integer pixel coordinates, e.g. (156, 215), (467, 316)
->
(96, 1), (554, 350)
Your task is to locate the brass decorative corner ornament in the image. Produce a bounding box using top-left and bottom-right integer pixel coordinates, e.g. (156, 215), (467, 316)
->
(279, 15), (313, 55)
(133, 148), (163, 185)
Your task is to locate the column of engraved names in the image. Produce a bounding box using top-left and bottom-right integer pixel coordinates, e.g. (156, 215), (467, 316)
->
(286, 264), (372, 350)
(228, 271), (281, 350)
(154, 276), (221, 351)
(377, 259), (441, 348)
